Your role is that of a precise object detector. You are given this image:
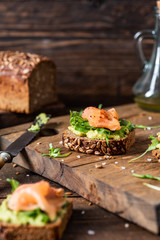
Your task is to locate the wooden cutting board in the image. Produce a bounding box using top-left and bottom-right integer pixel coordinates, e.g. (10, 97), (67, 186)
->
(0, 103), (160, 234)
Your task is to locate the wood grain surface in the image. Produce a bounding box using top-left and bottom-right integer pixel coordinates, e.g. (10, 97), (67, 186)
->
(0, 163), (159, 240)
(0, 0), (155, 107)
(0, 104), (160, 234)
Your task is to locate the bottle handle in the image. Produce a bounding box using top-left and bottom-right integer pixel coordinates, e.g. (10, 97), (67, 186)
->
(134, 30), (155, 71)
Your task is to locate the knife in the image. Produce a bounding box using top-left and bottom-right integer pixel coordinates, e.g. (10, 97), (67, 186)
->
(0, 113), (51, 169)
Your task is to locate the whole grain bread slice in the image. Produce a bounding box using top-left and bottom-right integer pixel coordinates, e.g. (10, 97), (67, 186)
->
(0, 202), (72, 240)
(62, 129), (135, 155)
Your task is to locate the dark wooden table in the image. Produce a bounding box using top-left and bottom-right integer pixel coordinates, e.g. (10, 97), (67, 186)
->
(0, 134), (160, 239)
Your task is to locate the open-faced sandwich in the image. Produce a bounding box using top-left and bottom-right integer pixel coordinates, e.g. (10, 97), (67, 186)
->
(62, 106), (136, 155)
(0, 179), (72, 240)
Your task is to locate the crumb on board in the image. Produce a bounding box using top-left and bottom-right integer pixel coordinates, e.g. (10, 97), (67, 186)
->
(13, 164), (17, 168)
(37, 142), (41, 145)
(87, 230), (95, 235)
(88, 202), (92, 206)
(124, 223), (130, 228)
(81, 210), (85, 215)
(147, 158), (152, 162)
(102, 162), (106, 166)
(16, 172), (20, 175)
(95, 163), (103, 169)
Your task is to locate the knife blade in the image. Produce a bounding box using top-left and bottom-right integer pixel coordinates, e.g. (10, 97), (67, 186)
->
(0, 113), (51, 169)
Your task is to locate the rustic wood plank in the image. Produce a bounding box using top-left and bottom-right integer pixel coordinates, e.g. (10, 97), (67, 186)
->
(0, 104), (160, 233)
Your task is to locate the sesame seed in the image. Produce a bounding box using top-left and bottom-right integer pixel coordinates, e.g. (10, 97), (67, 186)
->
(148, 116), (152, 120)
(124, 223), (130, 228)
(61, 159), (64, 162)
(115, 161), (118, 164)
(147, 127), (151, 130)
(105, 155), (110, 159)
(77, 155), (81, 158)
(121, 166), (126, 170)
(81, 210), (85, 215)
(26, 174), (30, 177)
(131, 170), (134, 173)
(99, 157), (102, 160)
(59, 141), (63, 144)
(87, 230), (95, 235)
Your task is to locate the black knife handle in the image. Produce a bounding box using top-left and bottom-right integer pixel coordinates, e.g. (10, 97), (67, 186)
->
(0, 152), (12, 169)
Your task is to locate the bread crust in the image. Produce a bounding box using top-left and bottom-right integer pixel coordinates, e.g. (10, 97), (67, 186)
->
(0, 51), (57, 114)
(62, 129), (135, 155)
(0, 202), (72, 240)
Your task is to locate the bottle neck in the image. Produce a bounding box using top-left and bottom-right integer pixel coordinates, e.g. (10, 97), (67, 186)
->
(155, 7), (160, 34)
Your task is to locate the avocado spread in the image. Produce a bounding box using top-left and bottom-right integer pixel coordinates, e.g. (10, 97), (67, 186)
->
(68, 126), (121, 140)
(0, 196), (68, 226)
(28, 113), (50, 132)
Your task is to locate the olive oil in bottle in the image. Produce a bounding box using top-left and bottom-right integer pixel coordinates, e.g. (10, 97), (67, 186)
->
(134, 95), (160, 112)
(133, 1), (160, 112)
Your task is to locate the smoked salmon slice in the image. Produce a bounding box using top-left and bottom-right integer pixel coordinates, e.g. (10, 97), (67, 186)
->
(82, 107), (121, 131)
(8, 181), (66, 220)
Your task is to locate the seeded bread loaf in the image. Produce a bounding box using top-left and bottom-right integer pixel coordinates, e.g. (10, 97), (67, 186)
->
(0, 51), (57, 114)
(62, 129), (135, 155)
(0, 202), (72, 240)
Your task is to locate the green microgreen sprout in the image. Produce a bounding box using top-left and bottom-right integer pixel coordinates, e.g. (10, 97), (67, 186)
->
(129, 136), (159, 163)
(42, 143), (72, 158)
(6, 178), (19, 192)
(143, 183), (160, 191)
(133, 173), (160, 181)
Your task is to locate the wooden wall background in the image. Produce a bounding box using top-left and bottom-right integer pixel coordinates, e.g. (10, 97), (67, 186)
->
(0, 0), (155, 108)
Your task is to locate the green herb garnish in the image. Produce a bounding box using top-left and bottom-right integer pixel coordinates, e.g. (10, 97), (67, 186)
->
(98, 104), (103, 109)
(129, 136), (160, 163)
(42, 143), (72, 158)
(133, 173), (160, 181)
(135, 124), (160, 129)
(6, 179), (19, 192)
(69, 111), (135, 144)
(143, 183), (160, 191)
